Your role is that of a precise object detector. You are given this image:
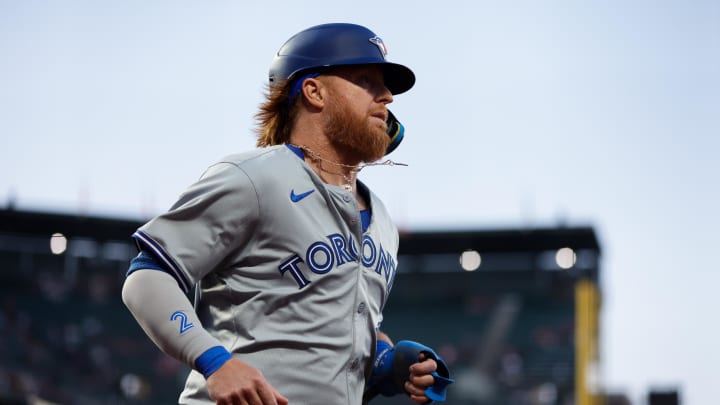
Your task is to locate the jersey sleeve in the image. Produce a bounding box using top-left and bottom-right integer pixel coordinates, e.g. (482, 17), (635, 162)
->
(132, 161), (259, 293)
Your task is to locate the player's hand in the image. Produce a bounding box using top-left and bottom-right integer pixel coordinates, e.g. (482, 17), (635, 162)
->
(206, 358), (289, 405)
(404, 353), (438, 404)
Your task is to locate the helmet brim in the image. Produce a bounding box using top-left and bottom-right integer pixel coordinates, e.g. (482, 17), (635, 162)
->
(380, 63), (416, 95)
(284, 61), (416, 95)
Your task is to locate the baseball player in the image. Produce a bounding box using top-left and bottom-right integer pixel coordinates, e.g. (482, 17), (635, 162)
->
(122, 23), (452, 404)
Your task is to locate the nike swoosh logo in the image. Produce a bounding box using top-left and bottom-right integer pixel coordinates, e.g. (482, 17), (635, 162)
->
(290, 189), (315, 202)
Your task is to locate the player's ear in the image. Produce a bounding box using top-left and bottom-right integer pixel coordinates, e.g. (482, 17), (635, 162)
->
(301, 77), (325, 109)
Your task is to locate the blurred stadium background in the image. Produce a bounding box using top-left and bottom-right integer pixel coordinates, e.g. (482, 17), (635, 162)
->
(0, 208), (679, 405)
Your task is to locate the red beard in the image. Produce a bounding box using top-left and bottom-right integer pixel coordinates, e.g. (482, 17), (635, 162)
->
(324, 98), (390, 163)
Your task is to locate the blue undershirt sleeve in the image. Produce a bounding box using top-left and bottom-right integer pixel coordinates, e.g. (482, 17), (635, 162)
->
(127, 250), (170, 276)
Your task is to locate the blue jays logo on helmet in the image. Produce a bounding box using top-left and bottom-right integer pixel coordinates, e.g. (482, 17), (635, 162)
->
(368, 36), (388, 59)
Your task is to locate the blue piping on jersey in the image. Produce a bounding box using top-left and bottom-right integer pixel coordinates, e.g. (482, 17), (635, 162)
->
(132, 230), (193, 293)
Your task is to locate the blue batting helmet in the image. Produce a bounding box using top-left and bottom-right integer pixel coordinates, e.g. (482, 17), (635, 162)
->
(269, 23), (416, 95)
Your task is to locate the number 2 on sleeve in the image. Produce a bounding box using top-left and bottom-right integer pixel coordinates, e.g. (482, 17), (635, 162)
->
(170, 311), (194, 334)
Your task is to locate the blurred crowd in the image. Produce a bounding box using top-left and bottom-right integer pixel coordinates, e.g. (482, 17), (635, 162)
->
(0, 251), (187, 404)
(0, 243), (576, 405)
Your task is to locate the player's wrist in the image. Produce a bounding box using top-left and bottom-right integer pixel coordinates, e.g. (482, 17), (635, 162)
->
(195, 346), (233, 379)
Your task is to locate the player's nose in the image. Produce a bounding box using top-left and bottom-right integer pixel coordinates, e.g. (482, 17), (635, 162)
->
(377, 83), (393, 105)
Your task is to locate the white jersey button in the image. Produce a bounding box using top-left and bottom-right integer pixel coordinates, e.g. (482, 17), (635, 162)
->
(343, 194), (352, 203)
(350, 358), (359, 369)
(357, 302), (366, 314)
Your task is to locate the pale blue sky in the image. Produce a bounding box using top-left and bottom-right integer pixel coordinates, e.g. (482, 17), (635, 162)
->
(2, 1), (718, 403)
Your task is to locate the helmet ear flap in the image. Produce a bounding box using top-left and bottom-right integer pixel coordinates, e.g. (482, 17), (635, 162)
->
(385, 110), (404, 155)
(286, 71), (323, 107)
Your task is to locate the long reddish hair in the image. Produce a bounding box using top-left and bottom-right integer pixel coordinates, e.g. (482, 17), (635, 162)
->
(255, 80), (300, 147)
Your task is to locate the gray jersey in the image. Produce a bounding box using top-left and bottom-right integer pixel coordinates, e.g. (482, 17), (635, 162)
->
(133, 145), (399, 404)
